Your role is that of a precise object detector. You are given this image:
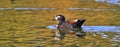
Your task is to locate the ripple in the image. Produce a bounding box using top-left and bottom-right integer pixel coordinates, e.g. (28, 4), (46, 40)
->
(101, 34), (108, 39)
(110, 35), (120, 42)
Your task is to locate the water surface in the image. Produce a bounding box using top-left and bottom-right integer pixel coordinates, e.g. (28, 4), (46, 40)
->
(95, 0), (120, 5)
(0, 8), (117, 11)
(46, 25), (120, 47)
(47, 25), (120, 33)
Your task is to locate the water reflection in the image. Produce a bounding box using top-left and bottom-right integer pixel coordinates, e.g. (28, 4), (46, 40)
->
(110, 35), (120, 45)
(47, 25), (120, 47)
(0, 7), (118, 12)
(0, 8), (56, 10)
(67, 8), (116, 11)
(95, 0), (120, 5)
(47, 25), (120, 33)
(101, 34), (108, 39)
(0, 8), (12, 10)
(15, 8), (56, 10)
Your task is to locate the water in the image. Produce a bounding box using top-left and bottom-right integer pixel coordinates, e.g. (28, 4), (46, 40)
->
(47, 25), (120, 33)
(46, 25), (120, 47)
(95, 0), (120, 5)
(0, 0), (119, 47)
(0, 8), (117, 11)
(0, 8), (56, 10)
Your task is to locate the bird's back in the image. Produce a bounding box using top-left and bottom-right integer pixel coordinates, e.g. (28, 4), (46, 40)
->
(58, 19), (86, 33)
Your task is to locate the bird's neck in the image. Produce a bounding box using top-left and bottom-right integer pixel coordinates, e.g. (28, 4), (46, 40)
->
(58, 20), (65, 25)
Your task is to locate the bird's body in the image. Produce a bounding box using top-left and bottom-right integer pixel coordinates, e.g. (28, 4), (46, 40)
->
(53, 15), (86, 40)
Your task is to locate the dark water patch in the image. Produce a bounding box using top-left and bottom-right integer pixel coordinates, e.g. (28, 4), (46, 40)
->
(12, 41), (37, 44)
(41, 37), (51, 40)
(24, 41), (37, 44)
(27, 39), (41, 42)
(0, 38), (9, 41)
(31, 26), (46, 29)
(35, 45), (44, 47)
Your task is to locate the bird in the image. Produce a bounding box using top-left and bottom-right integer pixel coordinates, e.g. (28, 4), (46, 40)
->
(53, 15), (86, 40)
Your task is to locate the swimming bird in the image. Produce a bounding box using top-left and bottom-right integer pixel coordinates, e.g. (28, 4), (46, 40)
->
(53, 15), (86, 40)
